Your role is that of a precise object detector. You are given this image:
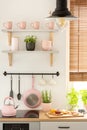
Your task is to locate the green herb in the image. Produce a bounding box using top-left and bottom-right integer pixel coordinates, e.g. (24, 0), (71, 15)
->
(80, 90), (87, 105)
(42, 90), (52, 103)
(24, 35), (37, 43)
(66, 87), (79, 110)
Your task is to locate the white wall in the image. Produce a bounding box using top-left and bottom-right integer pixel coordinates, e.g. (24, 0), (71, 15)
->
(0, 0), (68, 110)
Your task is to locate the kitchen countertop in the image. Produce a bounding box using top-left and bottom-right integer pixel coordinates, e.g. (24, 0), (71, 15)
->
(0, 111), (87, 122)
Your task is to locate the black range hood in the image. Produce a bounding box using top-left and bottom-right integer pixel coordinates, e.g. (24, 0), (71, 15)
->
(48, 0), (76, 19)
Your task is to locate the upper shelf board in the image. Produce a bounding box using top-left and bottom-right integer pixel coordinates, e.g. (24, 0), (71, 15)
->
(2, 29), (58, 33)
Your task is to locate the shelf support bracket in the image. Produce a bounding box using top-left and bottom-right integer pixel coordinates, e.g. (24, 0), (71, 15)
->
(8, 53), (13, 66)
(8, 32), (12, 45)
(50, 53), (53, 66)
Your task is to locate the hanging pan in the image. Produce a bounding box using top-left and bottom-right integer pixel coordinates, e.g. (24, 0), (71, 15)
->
(22, 76), (41, 108)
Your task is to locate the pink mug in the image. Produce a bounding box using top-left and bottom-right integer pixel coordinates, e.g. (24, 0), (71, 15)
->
(31, 21), (40, 29)
(17, 21), (26, 29)
(3, 21), (12, 29)
(46, 21), (54, 29)
(42, 40), (52, 51)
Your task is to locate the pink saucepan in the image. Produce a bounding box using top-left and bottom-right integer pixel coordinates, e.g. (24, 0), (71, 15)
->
(22, 76), (42, 108)
(1, 97), (18, 116)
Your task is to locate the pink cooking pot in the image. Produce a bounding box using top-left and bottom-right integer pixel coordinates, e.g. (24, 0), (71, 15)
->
(22, 76), (42, 108)
(1, 97), (18, 116)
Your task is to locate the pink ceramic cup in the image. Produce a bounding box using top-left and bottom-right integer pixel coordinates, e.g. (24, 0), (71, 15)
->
(31, 21), (40, 29)
(3, 21), (12, 29)
(17, 21), (26, 29)
(42, 40), (52, 51)
(46, 21), (54, 29)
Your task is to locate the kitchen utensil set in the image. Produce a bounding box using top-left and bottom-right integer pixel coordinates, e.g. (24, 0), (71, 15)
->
(9, 75), (22, 100)
(9, 74), (56, 102)
(4, 71), (59, 109)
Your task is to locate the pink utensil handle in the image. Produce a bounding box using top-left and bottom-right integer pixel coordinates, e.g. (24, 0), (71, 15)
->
(32, 75), (35, 88)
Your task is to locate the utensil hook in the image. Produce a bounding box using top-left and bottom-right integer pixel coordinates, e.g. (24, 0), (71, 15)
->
(52, 74), (54, 79)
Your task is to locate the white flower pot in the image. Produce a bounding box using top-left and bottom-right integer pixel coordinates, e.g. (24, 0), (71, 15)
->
(41, 103), (51, 112)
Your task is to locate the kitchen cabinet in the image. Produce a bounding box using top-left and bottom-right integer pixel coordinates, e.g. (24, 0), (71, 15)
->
(40, 122), (87, 130)
(0, 123), (1, 129)
(2, 29), (58, 66)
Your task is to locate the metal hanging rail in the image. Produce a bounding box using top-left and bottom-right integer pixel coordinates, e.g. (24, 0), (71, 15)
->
(3, 71), (60, 76)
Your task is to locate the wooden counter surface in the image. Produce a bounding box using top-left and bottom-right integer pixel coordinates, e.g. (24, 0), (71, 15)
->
(0, 111), (87, 122)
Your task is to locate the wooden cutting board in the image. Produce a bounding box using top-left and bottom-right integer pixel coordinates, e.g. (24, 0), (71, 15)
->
(46, 112), (84, 118)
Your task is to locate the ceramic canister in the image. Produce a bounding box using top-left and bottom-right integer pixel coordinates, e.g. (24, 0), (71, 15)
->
(11, 36), (19, 51)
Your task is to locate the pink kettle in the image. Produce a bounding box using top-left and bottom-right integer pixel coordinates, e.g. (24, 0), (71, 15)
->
(1, 97), (18, 117)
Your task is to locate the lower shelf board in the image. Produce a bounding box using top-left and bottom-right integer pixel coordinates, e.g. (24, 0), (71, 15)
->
(2, 50), (59, 54)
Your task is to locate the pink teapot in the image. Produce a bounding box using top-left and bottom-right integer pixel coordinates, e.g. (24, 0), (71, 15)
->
(1, 97), (18, 117)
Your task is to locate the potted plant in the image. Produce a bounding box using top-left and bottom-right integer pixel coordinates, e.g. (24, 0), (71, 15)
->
(41, 90), (52, 112)
(80, 90), (87, 110)
(66, 87), (79, 111)
(24, 35), (37, 50)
